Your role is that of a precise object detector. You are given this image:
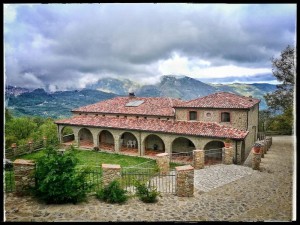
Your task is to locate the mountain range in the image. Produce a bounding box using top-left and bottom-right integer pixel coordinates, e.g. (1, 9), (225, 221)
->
(5, 75), (277, 118)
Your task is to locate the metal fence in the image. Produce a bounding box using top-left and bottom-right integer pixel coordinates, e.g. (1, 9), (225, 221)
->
(204, 148), (223, 166)
(76, 166), (103, 193)
(121, 160), (176, 194)
(170, 151), (193, 165)
(4, 167), (15, 192)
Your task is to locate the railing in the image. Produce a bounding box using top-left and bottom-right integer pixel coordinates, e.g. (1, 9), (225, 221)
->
(204, 148), (223, 166)
(62, 134), (75, 143)
(170, 151), (193, 165)
(4, 166), (15, 192)
(76, 166), (103, 193)
(257, 132), (266, 141)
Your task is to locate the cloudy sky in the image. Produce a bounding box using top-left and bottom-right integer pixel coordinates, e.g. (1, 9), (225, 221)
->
(4, 3), (296, 91)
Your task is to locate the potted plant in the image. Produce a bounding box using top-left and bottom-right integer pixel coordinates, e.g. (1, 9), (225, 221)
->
(224, 138), (231, 148)
(253, 142), (261, 154)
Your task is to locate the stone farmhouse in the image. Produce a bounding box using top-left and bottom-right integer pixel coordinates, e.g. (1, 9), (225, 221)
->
(55, 92), (260, 164)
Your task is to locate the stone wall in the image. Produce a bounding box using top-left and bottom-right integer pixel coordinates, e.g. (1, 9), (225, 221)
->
(175, 165), (194, 197)
(13, 159), (36, 196)
(102, 164), (121, 187)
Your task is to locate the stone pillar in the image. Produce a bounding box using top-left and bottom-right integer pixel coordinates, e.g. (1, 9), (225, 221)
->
(156, 153), (169, 175)
(11, 143), (17, 156)
(252, 151), (261, 170)
(43, 136), (47, 147)
(262, 141), (267, 154)
(175, 165), (194, 197)
(223, 147), (233, 165)
(102, 164), (121, 187)
(114, 137), (120, 153)
(13, 159), (36, 196)
(28, 141), (33, 153)
(259, 142), (265, 158)
(193, 150), (205, 169)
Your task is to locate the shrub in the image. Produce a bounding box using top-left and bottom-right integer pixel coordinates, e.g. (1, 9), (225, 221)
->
(96, 180), (128, 204)
(34, 146), (92, 204)
(134, 180), (160, 203)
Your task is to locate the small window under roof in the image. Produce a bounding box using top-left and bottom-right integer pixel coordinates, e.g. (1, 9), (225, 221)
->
(125, 100), (144, 107)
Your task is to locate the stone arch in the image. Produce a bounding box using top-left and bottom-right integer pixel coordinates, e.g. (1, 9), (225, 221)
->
(171, 137), (196, 153)
(78, 128), (94, 148)
(120, 132), (138, 154)
(203, 140), (225, 165)
(60, 126), (75, 145)
(143, 134), (165, 156)
(99, 130), (115, 151)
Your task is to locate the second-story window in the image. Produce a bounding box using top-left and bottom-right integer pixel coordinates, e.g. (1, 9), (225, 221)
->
(189, 111), (197, 120)
(221, 112), (230, 122)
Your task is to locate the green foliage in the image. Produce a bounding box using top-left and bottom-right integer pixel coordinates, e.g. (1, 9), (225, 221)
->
(34, 146), (91, 204)
(62, 126), (74, 136)
(264, 45), (295, 112)
(96, 180), (128, 204)
(134, 180), (160, 203)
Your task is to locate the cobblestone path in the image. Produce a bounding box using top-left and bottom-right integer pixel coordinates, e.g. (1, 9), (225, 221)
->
(3, 136), (295, 222)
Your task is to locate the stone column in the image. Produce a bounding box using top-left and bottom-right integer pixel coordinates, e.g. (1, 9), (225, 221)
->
(28, 141), (33, 153)
(43, 136), (47, 147)
(223, 147), (233, 165)
(13, 159), (36, 196)
(102, 164), (121, 187)
(11, 143), (17, 156)
(193, 150), (205, 169)
(114, 136), (120, 153)
(156, 153), (170, 175)
(260, 142), (265, 158)
(175, 165), (194, 197)
(252, 151), (261, 170)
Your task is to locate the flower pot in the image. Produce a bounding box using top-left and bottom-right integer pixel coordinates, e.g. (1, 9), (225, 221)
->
(253, 146), (261, 153)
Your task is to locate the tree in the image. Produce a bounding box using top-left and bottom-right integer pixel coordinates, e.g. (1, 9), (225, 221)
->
(264, 45), (295, 112)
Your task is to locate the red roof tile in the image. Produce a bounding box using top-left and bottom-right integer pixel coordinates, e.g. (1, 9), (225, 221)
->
(176, 92), (260, 109)
(55, 116), (248, 140)
(72, 97), (183, 117)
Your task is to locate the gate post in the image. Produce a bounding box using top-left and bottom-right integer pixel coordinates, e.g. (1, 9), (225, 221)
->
(156, 153), (169, 175)
(252, 150), (261, 170)
(193, 150), (205, 169)
(223, 147), (233, 165)
(13, 159), (36, 196)
(175, 165), (194, 197)
(102, 164), (121, 187)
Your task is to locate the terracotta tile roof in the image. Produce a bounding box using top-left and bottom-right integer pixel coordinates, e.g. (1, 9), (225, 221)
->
(176, 92), (260, 109)
(72, 97), (184, 117)
(55, 116), (248, 140)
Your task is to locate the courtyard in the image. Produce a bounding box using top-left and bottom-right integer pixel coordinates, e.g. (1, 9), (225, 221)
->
(3, 136), (295, 222)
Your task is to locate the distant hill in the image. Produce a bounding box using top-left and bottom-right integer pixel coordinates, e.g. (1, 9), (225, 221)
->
(6, 88), (117, 118)
(5, 75), (277, 118)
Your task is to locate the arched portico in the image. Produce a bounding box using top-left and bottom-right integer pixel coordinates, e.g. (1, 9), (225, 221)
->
(171, 137), (196, 153)
(203, 140), (225, 165)
(78, 128), (94, 149)
(120, 132), (138, 155)
(60, 126), (75, 146)
(144, 134), (165, 156)
(99, 130), (115, 151)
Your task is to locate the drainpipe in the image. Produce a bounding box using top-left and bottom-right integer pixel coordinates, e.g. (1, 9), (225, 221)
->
(235, 140), (237, 164)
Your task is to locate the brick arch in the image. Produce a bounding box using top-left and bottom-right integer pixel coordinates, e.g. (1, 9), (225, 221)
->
(98, 130), (115, 151)
(143, 134), (165, 156)
(171, 137), (196, 153)
(78, 127), (94, 148)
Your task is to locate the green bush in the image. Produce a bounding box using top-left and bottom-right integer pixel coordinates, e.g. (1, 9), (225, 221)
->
(134, 180), (160, 203)
(96, 180), (128, 204)
(34, 146), (91, 204)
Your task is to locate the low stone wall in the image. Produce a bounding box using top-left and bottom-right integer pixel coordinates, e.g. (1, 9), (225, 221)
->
(175, 165), (194, 197)
(156, 153), (169, 175)
(102, 164), (121, 186)
(193, 150), (204, 169)
(13, 159), (36, 196)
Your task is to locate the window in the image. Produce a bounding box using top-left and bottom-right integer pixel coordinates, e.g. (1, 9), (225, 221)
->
(206, 112), (211, 117)
(221, 112), (230, 122)
(189, 111), (197, 120)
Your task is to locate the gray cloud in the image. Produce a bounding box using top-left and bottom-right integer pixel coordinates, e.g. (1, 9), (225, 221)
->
(4, 3), (296, 90)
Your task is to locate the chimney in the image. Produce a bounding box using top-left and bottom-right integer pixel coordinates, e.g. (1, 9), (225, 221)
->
(249, 95), (253, 101)
(129, 92), (135, 98)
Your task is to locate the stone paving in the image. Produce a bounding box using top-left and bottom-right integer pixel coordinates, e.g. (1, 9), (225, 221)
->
(3, 136), (295, 222)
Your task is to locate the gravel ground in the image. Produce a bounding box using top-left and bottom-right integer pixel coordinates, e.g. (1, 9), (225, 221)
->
(3, 135), (295, 222)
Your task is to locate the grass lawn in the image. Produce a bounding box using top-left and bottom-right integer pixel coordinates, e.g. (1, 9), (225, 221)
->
(13, 148), (157, 168)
